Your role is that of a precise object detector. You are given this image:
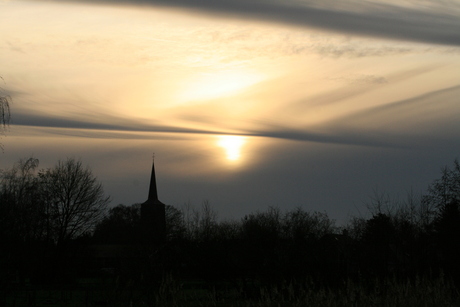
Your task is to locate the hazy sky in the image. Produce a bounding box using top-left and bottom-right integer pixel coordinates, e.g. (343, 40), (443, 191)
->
(1, 0), (460, 223)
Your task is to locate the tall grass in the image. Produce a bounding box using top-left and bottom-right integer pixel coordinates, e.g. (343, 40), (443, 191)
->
(107, 274), (460, 307)
(246, 275), (459, 307)
(4, 274), (459, 306)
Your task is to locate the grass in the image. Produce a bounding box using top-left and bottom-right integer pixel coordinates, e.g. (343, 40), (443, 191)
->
(2, 274), (459, 307)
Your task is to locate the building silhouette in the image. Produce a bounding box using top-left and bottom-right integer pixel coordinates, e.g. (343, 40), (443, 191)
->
(140, 157), (166, 243)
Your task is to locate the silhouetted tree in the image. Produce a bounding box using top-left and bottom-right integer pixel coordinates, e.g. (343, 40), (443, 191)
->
(422, 159), (460, 217)
(432, 199), (460, 277)
(346, 216), (367, 241)
(165, 204), (186, 241)
(39, 158), (110, 247)
(239, 208), (283, 281)
(283, 209), (337, 279)
(242, 207), (282, 243)
(361, 213), (396, 277)
(182, 200), (218, 241)
(0, 77), (11, 149)
(0, 157), (44, 242)
(0, 77), (11, 121)
(419, 159), (460, 277)
(0, 158), (47, 286)
(93, 204), (141, 244)
(283, 208), (334, 242)
(94, 203), (186, 244)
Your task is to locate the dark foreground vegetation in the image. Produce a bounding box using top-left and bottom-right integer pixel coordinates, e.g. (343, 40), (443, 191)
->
(1, 157), (460, 306)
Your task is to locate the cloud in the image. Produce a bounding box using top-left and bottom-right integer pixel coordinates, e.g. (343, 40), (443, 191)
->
(307, 42), (413, 58)
(239, 84), (460, 149)
(324, 84), (460, 141)
(42, 0), (460, 46)
(6, 41), (25, 53)
(246, 125), (402, 148)
(280, 65), (439, 115)
(10, 107), (406, 149)
(10, 83), (459, 153)
(12, 111), (229, 137)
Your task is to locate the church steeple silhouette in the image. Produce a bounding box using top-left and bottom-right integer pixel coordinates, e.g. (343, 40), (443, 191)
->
(147, 154), (159, 201)
(140, 155), (166, 243)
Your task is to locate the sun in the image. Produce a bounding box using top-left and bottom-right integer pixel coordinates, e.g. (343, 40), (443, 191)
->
(217, 135), (246, 161)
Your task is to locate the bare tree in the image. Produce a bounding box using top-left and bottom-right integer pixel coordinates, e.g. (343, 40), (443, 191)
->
(0, 77), (11, 149)
(422, 159), (460, 213)
(39, 158), (110, 246)
(0, 157), (44, 242)
(182, 200), (218, 241)
(165, 204), (186, 241)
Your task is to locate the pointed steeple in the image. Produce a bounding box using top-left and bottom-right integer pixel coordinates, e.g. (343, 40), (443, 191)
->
(140, 154), (166, 244)
(148, 154), (158, 201)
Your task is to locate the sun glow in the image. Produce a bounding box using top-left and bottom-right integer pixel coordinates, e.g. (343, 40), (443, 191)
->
(178, 69), (262, 102)
(217, 135), (246, 161)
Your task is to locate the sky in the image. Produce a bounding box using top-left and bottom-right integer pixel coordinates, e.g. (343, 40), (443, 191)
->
(1, 0), (460, 224)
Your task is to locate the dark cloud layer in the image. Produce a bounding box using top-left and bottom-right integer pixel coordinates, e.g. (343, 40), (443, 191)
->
(331, 84), (460, 132)
(12, 112), (229, 136)
(11, 83), (460, 150)
(12, 108), (403, 149)
(45, 0), (460, 46)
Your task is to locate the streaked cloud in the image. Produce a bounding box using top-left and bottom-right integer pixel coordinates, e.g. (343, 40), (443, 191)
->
(10, 83), (460, 151)
(42, 0), (460, 46)
(330, 84), (460, 136)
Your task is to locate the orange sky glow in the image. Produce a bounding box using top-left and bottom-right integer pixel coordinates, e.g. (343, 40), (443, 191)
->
(1, 0), (460, 222)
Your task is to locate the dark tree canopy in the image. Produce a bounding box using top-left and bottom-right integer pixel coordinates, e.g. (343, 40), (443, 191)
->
(0, 77), (10, 125)
(39, 158), (110, 246)
(423, 159), (460, 213)
(93, 203), (186, 244)
(0, 94), (10, 128)
(93, 204), (141, 244)
(0, 157), (44, 242)
(0, 77), (11, 149)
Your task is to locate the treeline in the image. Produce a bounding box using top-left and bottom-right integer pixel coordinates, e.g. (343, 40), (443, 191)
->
(1, 157), (460, 290)
(92, 159), (460, 287)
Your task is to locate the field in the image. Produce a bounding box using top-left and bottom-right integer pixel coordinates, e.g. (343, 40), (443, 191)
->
(3, 274), (459, 307)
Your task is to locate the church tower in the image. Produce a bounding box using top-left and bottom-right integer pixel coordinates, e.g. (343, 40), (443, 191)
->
(140, 156), (166, 243)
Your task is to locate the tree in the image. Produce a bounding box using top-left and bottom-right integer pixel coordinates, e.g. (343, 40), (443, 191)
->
(0, 157), (44, 242)
(0, 77), (11, 149)
(423, 160), (460, 277)
(0, 158), (46, 286)
(422, 159), (460, 214)
(39, 158), (110, 246)
(361, 213), (396, 276)
(165, 204), (186, 241)
(283, 208), (335, 241)
(93, 204), (141, 244)
(182, 200), (218, 241)
(94, 203), (186, 244)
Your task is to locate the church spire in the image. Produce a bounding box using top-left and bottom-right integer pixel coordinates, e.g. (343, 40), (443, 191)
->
(141, 153), (166, 244)
(148, 153), (158, 201)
